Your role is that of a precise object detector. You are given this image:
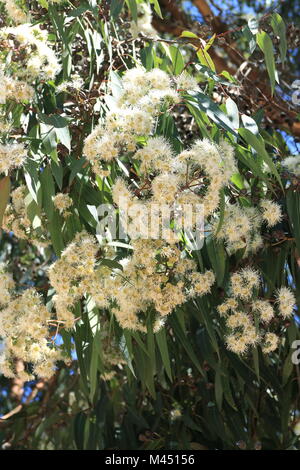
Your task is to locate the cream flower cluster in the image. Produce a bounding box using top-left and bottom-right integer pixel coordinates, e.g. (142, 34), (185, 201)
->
(175, 71), (199, 92)
(213, 199), (282, 255)
(48, 231), (109, 329)
(1, 0), (28, 24)
(83, 67), (179, 175)
(110, 137), (236, 241)
(53, 193), (73, 218)
(48, 233), (215, 332)
(217, 268), (295, 355)
(0, 116), (11, 134)
(0, 69), (34, 103)
(3, 187), (75, 245)
(109, 239), (215, 332)
(282, 155), (300, 176)
(130, 3), (157, 39)
(56, 75), (84, 94)
(276, 286), (296, 318)
(83, 67), (208, 179)
(0, 23), (60, 87)
(3, 185), (49, 245)
(0, 263), (15, 306)
(0, 268), (62, 380)
(83, 68), (236, 235)
(3, 185), (32, 239)
(260, 199), (282, 227)
(0, 141), (27, 173)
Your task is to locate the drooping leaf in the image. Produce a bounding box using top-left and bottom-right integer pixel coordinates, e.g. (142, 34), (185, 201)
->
(270, 13), (287, 64)
(256, 31), (278, 95)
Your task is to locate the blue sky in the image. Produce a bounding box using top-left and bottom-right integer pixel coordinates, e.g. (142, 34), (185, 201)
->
(182, 0), (258, 20)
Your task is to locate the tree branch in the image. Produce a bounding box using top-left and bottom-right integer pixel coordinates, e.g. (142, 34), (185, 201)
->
(191, 0), (226, 32)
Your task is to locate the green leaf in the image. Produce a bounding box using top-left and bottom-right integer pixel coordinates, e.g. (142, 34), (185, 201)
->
(126, 0), (137, 22)
(169, 312), (204, 376)
(241, 114), (259, 135)
(206, 236), (226, 286)
(180, 31), (199, 39)
(243, 25), (257, 54)
(196, 327), (216, 369)
(120, 332), (136, 378)
(156, 328), (172, 381)
(236, 146), (266, 180)
(169, 45), (185, 75)
(51, 160), (64, 190)
(150, 0), (163, 18)
(256, 31), (278, 95)
(146, 316), (157, 396)
(40, 166), (55, 221)
(110, 0), (124, 19)
(270, 13), (287, 64)
(67, 3), (91, 18)
(282, 351), (294, 386)
(195, 300), (219, 354)
(185, 92), (238, 137)
(195, 64), (238, 86)
(141, 44), (154, 70)
(89, 331), (101, 403)
(74, 412), (87, 450)
(48, 211), (65, 255)
(214, 189), (225, 235)
(68, 157), (86, 185)
(220, 70), (239, 84)
(100, 259), (124, 271)
(24, 160), (42, 207)
(38, 113), (70, 128)
(56, 126), (71, 151)
(231, 173), (244, 189)
(238, 128), (282, 188)
(197, 48), (215, 72)
(37, 0), (48, 8)
(286, 190), (300, 255)
(252, 347), (260, 383)
(204, 34), (216, 51)
(226, 97), (239, 131)
(134, 344), (156, 398)
(221, 372), (237, 410)
(41, 127), (57, 154)
(38, 113), (71, 151)
(215, 368), (223, 411)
